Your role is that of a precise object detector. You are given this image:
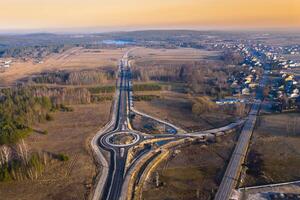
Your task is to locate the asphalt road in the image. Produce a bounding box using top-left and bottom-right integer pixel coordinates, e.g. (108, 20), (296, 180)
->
(214, 101), (260, 200)
(99, 55), (136, 200)
(93, 51), (250, 200)
(97, 52), (152, 200)
(214, 71), (269, 200)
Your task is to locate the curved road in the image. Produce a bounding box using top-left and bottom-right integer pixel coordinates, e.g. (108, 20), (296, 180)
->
(91, 50), (247, 200)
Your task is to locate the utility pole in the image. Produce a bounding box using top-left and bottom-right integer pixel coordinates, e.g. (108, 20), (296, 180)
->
(196, 189), (200, 199)
(155, 171), (159, 187)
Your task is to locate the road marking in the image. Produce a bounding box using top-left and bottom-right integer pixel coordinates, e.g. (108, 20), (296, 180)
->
(120, 148), (125, 157)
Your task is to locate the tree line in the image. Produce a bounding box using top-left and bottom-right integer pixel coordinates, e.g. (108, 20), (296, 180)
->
(132, 61), (232, 97)
(0, 87), (73, 182)
(31, 69), (116, 85)
(0, 87), (53, 145)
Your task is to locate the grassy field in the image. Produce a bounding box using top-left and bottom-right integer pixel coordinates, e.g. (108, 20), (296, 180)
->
(0, 47), (126, 85)
(243, 112), (300, 187)
(134, 91), (236, 132)
(0, 103), (111, 200)
(130, 47), (237, 131)
(142, 132), (238, 200)
(131, 47), (221, 63)
(130, 48), (223, 82)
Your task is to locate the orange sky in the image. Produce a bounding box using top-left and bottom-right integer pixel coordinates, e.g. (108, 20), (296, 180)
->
(0, 0), (299, 30)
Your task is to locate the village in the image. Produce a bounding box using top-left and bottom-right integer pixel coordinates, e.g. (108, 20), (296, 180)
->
(211, 41), (300, 112)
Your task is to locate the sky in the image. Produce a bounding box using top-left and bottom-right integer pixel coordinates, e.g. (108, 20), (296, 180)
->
(0, 0), (299, 32)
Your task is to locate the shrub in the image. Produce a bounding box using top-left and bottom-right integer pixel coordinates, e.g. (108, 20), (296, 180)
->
(0, 128), (32, 145)
(88, 86), (116, 94)
(45, 113), (54, 121)
(57, 153), (69, 161)
(28, 153), (44, 174)
(133, 95), (159, 101)
(91, 95), (113, 103)
(192, 96), (217, 115)
(0, 164), (12, 182)
(51, 104), (74, 112)
(59, 104), (74, 112)
(133, 83), (162, 91)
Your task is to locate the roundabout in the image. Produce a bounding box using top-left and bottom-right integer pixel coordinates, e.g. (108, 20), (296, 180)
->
(105, 132), (140, 147)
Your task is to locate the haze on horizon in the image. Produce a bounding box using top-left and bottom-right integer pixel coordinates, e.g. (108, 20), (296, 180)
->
(0, 0), (299, 32)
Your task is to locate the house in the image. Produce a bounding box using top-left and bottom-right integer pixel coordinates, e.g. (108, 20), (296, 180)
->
(290, 93), (299, 98)
(285, 75), (294, 82)
(230, 81), (239, 88)
(4, 60), (12, 65)
(249, 83), (258, 89)
(293, 88), (299, 94)
(242, 88), (250, 95)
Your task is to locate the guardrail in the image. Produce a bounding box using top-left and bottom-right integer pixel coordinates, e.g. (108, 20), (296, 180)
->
(131, 107), (186, 134)
(90, 64), (122, 200)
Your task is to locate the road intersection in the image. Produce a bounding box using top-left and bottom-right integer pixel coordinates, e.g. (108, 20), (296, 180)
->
(91, 50), (248, 200)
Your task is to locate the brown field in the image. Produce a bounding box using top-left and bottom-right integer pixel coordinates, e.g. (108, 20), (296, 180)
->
(134, 91), (236, 132)
(130, 47), (222, 72)
(129, 47), (236, 131)
(0, 47), (126, 85)
(142, 131), (238, 200)
(130, 47), (221, 63)
(243, 112), (300, 187)
(0, 102), (111, 200)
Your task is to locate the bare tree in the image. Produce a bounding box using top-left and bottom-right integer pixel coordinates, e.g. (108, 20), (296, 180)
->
(0, 145), (11, 166)
(17, 139), (29, 164)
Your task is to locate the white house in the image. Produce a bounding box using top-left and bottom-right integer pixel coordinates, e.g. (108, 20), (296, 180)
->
(4, 60), (12, 65)
(242, 88), (250, 95)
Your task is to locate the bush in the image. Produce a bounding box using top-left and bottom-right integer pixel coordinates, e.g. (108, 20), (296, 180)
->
(51, 104), (73, 112)
(0, 128), (32, 145)
(88, 86), (116, 94)
(57, 153), (69, 161)
(133, 95), (159, 101)
(0, 153), (46, 182)
(133, 83), (162, 91)
(192, 96), (217, 115)
(56, 104), (74, 112)
(91, 95), (113, 103)
(0, 164), (12, 182)
(45, 113), (54, 121)
(28, 153), (44, 174)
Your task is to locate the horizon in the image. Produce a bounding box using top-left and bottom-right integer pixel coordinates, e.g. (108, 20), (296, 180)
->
(0, 0), (299, 34)
(1, 26), (300, 35)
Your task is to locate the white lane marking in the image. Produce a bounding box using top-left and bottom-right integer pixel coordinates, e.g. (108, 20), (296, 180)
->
(120, 148), (125, 157)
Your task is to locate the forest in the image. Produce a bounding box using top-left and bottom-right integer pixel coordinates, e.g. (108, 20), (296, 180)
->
(0, 87), (54, 145)
(0, 45), (68, 59)
(0, 86), (79, 181)
(31, 69), (116, 85)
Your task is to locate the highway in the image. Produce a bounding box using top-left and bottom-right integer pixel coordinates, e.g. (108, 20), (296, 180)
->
(98, 53), (142, 200)
(91, 50), (248, 200)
